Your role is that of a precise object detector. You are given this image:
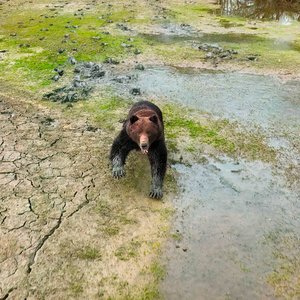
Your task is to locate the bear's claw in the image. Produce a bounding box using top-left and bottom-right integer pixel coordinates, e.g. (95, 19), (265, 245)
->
(149, 188), (163, 199)
(112, 167), (125, 179)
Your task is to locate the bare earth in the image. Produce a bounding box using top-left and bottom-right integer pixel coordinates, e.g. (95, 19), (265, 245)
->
(0, 93), (171, 299)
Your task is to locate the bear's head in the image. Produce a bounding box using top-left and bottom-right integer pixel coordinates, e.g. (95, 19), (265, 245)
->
(126, 109), (162, 154)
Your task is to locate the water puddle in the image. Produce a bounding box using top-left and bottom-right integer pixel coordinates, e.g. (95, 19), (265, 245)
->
(142, 32), (264, 45)
(141, 31), (295, 52)
(161, 156), (300, 299)
(131, 66), (300, 139)
(117, 66), (300, 297)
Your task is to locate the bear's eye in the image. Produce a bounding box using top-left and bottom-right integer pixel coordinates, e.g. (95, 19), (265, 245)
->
(130, 115), (139, 124)
(149, 115), (158, 124)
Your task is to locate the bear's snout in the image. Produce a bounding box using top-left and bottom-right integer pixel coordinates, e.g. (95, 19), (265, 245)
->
(140, 142), (149, 154)
(139, 134), (149, 154)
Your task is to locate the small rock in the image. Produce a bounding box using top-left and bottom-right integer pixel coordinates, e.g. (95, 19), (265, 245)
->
(91, 69), (105, 78)
(130, 88), (141, 95)
(84, 62), (94, 68)
(135, 64), (145, 71)
(86, 125), (98, 132)
(247, 55), (258, 61)
(72, 79), (83, 88)
(54, 68), (64, 76)
(134, 49), (142, 55)
(58, 48), (65, 54)
(92, 36), (101, 41)
(104, 57), (120, 65)
(41, 116), (55, 126)
(117, 23), (129, 31)
(112, 75), (132, 83)
(205, 52), (214, 59)
(19, 44), (30, 48)
(52, 75), (60, 81)
(219, 51), (231, 59)
(121, 43), (132, 48)
(68, 56), (77, 65)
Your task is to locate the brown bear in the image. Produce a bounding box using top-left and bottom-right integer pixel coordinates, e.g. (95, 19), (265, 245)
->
(110, 101), (167, 199)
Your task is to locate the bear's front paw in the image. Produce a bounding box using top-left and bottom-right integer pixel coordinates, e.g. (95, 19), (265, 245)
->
(112, 166), (125, 179)
(149, 187), (163, 199)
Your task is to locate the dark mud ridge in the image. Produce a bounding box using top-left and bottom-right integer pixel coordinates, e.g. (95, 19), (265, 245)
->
(43, 59), (145, 103)
(43, 61), (106, 103)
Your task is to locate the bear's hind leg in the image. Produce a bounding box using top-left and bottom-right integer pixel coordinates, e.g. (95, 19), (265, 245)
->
(148, 140), (167, 199)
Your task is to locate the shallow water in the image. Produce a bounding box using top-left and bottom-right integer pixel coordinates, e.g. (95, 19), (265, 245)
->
(103, 63), (300, 297)
(132, 66), (300, 139)
(161, 157), (300, 299)
(141, 31), (294, 51)
(125, 66), (300, 298)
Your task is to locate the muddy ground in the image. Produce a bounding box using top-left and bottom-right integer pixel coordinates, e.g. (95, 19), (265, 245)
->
(1, 0), (300, 299)
(0, 91), (174, 299)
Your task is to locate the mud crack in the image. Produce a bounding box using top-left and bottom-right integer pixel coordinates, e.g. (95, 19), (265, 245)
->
(27, 208), (65, 274)
(0, 287), (16, 300)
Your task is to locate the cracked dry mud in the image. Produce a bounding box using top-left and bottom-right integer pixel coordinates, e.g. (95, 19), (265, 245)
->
(0, 94), (169, 299)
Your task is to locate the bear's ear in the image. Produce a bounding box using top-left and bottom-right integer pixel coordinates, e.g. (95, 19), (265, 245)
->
(130, 115), (139, 124)
(149, 115), (158, 124)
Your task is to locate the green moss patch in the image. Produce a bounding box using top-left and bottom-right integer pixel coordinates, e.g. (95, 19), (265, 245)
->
(0, 10), (148, 91)
(162, 103), (275, 162)
(167, 3), (218, 21)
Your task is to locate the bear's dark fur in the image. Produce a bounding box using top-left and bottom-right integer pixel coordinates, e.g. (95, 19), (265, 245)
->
(110, 101), (167, 199)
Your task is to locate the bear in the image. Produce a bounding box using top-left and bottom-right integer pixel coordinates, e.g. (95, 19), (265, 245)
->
(110, 101), (167, 199)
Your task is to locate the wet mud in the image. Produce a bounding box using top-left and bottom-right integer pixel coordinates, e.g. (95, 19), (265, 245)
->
(162, 157), (300, 299)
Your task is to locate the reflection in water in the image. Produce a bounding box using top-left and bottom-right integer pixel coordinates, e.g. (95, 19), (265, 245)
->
(217, 0), (300, 20)
(217, 0), (250, 15)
